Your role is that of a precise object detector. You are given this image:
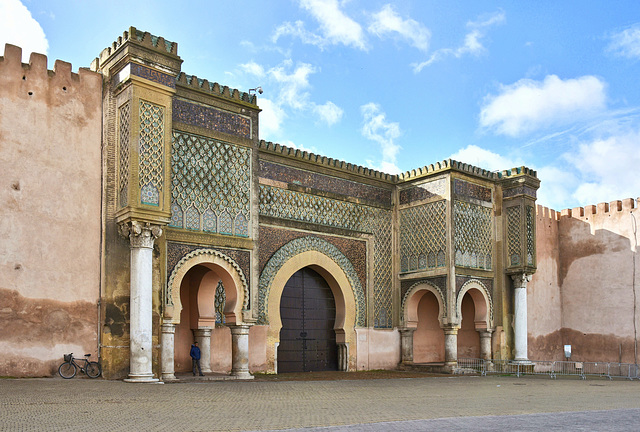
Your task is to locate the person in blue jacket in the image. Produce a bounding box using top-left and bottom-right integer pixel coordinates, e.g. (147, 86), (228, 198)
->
(190, 341), (204, 376)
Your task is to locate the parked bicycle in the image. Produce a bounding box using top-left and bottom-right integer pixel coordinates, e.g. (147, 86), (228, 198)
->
(58, 353), (102, 379)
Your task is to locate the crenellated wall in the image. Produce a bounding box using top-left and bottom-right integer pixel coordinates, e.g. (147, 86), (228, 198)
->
(0, 44), (103, 376)
(529, 198), (640, 362)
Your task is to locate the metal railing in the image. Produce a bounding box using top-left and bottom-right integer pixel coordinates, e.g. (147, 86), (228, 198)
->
(456, 358), (640, 380)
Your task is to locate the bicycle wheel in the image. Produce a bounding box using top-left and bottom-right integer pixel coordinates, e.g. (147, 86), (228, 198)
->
(58, 362), (77, 379)
(86, 362), (102, 378)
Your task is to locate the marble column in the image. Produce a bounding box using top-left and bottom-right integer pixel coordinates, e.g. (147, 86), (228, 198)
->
(121, 221), (162, 383)
(512, 273), (532, 362)
(161, 323), (176, 381)
(478, 329), (494, 360)
(399, 328), (416, 365)
(230, 324), (253, 379)
(443, 326), (459, 366)
(194, 328), (213, 373)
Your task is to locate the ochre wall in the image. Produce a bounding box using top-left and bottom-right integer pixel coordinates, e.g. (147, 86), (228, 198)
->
(529, 199), (640, 362)
(0, 45), (103, 376)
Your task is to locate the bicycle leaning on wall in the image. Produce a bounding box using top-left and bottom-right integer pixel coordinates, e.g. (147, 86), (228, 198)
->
(58, 353), (102, 379)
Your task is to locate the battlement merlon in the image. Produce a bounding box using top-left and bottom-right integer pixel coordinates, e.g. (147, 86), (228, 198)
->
(1, 44), (101, 93)
(176, 72), (258, 107)
(90, 27), (183, 78)
(498, 165), (540, 199)
(559, 198), (639, 219)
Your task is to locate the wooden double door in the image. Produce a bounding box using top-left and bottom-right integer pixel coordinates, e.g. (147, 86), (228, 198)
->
(278, 267), (338, 373)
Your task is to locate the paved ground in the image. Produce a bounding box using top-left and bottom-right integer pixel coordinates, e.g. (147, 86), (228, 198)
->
(1, 373), (639, 431)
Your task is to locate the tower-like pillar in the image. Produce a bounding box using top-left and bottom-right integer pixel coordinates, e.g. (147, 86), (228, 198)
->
(194, 328), (213, 373)
(121, 221), (162, 383)
(399, 328), (416, 365)
(478, 329), (493, 360)
(443, 325), (459, 367)
(161, 322), (176, 381)
(512, 273), (532, 362)
(230, 324), (252, 379)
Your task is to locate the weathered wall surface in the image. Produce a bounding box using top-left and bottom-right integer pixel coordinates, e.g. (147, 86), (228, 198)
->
(529, 199), (640, 362)
(0, 45), (103, 376)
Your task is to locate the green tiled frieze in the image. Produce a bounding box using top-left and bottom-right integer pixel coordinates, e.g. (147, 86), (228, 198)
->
(170, 131), (250, 237)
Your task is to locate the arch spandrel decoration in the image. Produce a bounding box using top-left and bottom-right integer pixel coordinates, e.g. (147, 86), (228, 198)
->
(456, 279), (494, 328)
(401, 281), (447, 327)
(165, 248), (249, 324)
(257, 236), (366, 327)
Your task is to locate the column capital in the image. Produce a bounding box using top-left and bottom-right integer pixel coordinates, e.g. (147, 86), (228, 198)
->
(119, 221), (163, 249)
(442, 324), (460, 335)
(398, 327), (416, 336)
(511, 273), (532, 289)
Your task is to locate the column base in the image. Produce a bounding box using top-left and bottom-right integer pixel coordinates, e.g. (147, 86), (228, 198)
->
(230, 371), (254, 380)
(161, 373), (178, 382)
(124, 373), (161, 383)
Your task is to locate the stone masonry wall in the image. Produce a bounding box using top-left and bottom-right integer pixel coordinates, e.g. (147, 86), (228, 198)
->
(0, 45), (103, 376)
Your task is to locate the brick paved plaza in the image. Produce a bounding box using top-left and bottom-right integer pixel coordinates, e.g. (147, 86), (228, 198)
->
(2, 374), (639, 431)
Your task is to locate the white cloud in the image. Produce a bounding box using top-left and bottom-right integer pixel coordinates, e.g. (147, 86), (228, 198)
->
(368, 4), (430, 52)
(269, 60), (316, 110)
(239, 59), (344, 139)
(480, 75), (607, 137)
(413, 10), (504, 72)
(275, 0), (367, 50)
(239, 61), (266, 78)
(607, 23), (640, 59)
(314, 101), (343, 126)
(361, 103), (402, 173)
(413, 10), (506, 73)
(272, 20), (326, 48)
(257, 97), (286, 141)
(564, 130), (640, 206)
(448, 145), (523, 172)
(0, 0), (48, 62)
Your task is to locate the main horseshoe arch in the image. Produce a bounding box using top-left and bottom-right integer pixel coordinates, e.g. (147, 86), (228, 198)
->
(258, 236), (364, 372)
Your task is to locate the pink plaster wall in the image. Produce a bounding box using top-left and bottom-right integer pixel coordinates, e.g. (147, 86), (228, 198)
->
(457, 294), (480, 358)
(355, 328), (400, 370)
(0, 45), (102, 376)
(413, 292), (445, 363)
(529, 200), (640, 362)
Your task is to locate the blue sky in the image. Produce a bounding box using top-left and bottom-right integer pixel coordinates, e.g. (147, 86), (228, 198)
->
(2, 0), (640, 210)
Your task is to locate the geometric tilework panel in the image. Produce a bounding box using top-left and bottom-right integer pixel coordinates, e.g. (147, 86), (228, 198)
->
(526, 205), (535, 266)
(453, 200), (493, 270)
(118, 102), (131, 208)
(139, 100), (165, 206)
(372, 208), (393, 329)
(259, 185), (393, 328)
(399, 200), (447, 272)
(507, 205), (521, 267)
(170, 131), (251, 237)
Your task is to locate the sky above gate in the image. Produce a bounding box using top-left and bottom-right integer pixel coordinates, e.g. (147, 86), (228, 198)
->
(2, 0), (640, 210)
